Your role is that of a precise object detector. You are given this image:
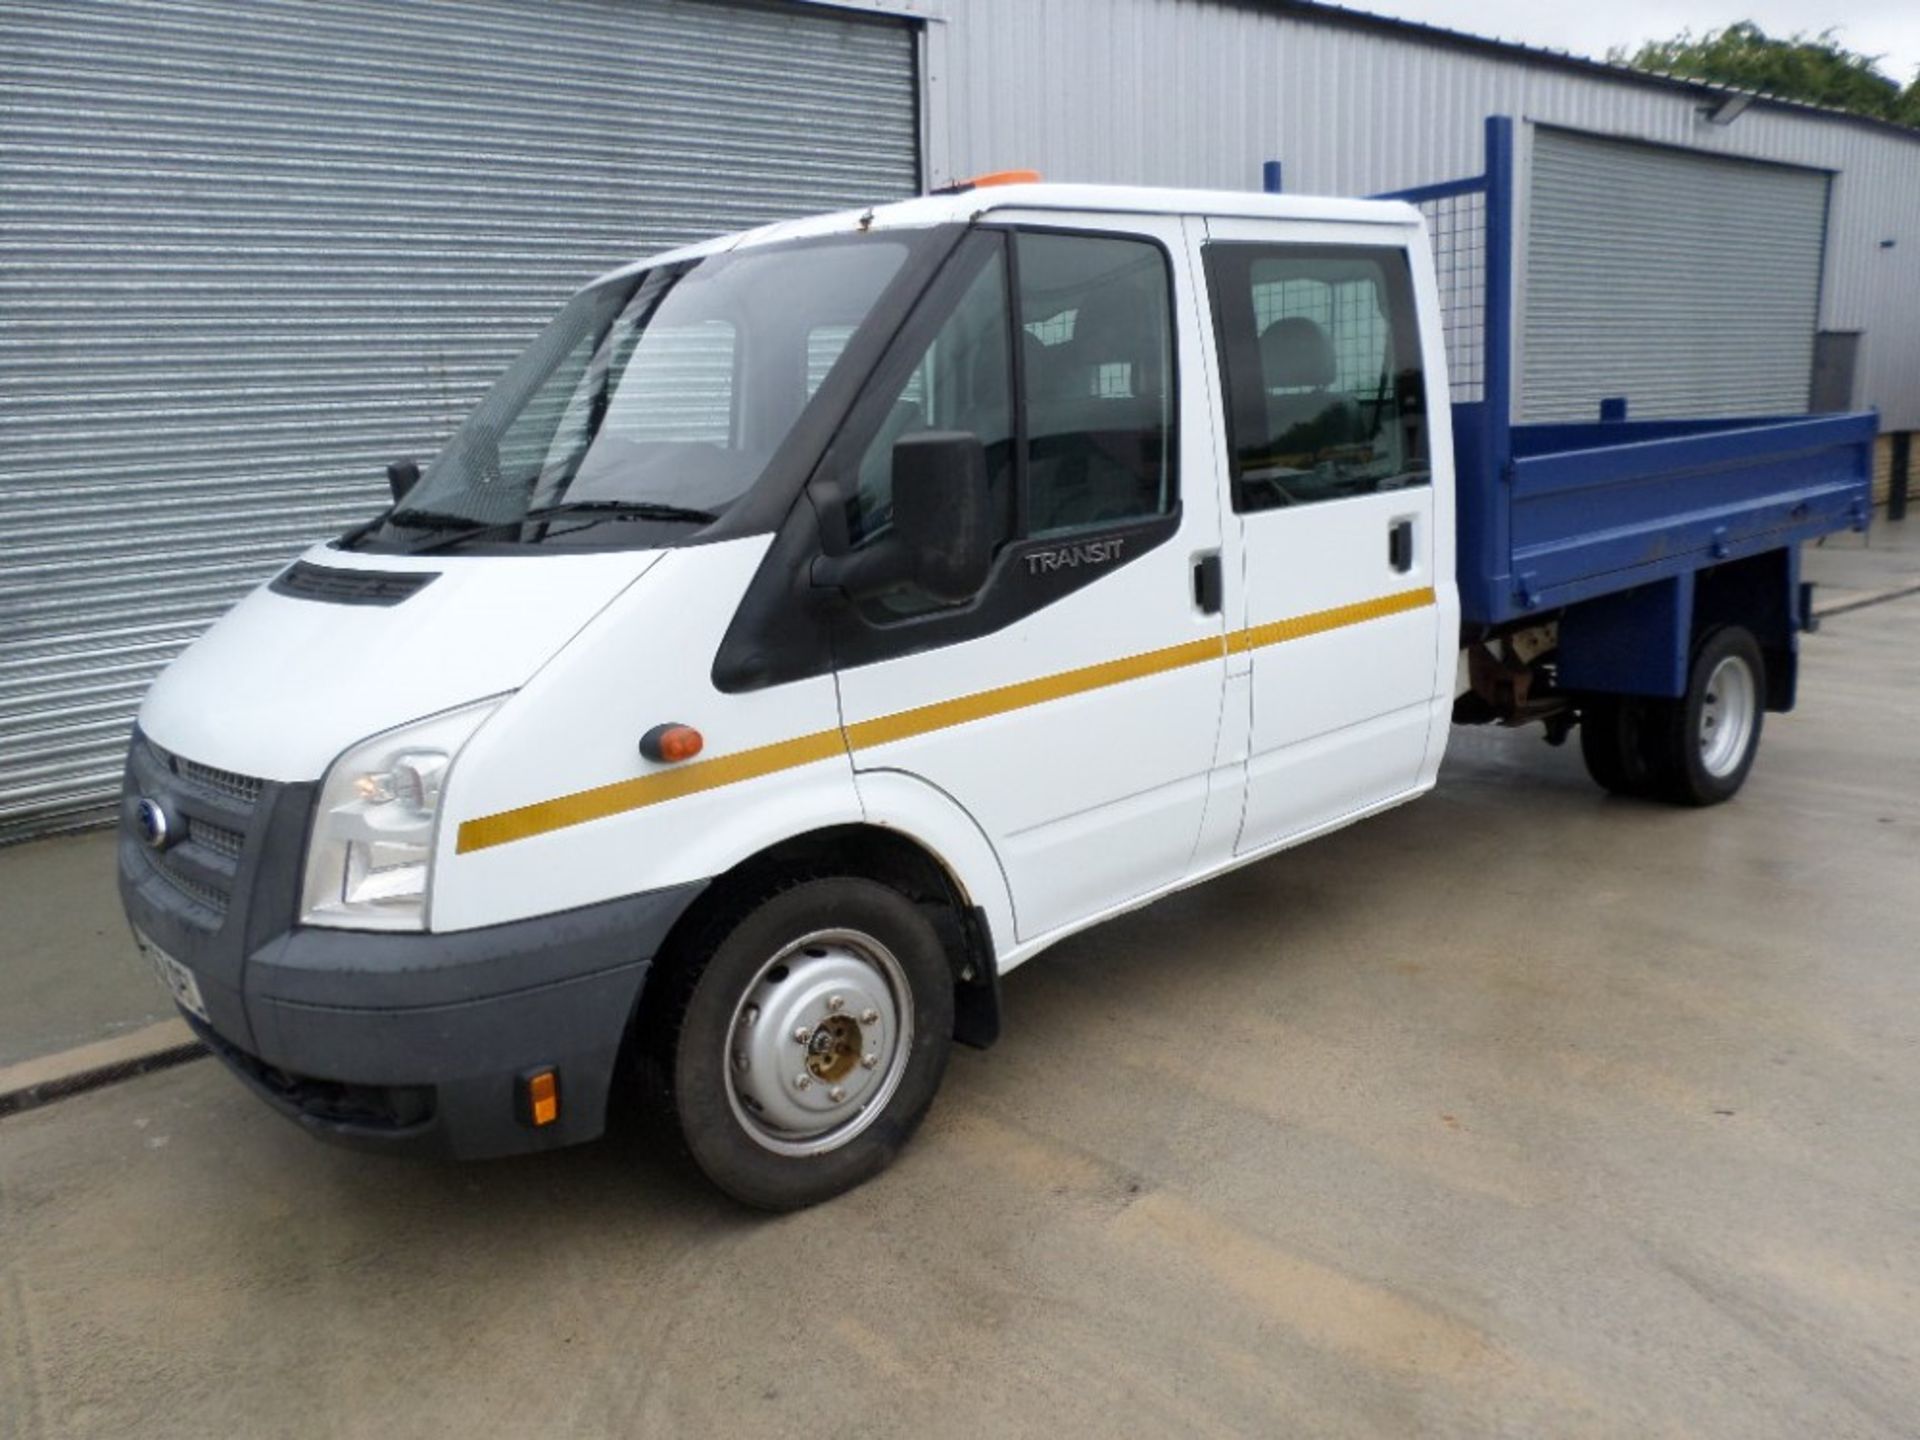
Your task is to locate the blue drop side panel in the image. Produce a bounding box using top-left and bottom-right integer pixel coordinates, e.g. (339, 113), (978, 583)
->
(1510, 415), (1808, 456)
(1391, 117), (1875, 632)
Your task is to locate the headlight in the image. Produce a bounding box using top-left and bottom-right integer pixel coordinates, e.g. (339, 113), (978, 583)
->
(301, 698), (504, 931)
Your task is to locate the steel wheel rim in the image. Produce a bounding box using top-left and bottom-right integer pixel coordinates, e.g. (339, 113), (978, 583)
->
(1698, 655), (1757, 778)
(722, 927), (914, 1157)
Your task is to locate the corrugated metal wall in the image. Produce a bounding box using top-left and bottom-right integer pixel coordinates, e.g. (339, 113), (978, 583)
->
(918, 0), (1920, 430)
(1521, 127), (1829, 421)
(0, 0), (918, 840)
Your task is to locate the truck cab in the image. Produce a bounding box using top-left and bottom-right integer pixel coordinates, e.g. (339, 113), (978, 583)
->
(121, 176), (1843, 1207)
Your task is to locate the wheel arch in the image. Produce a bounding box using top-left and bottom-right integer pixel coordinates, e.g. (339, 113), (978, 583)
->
(1692, 549), (1797, 712)
(645, 819), (1005, 1052)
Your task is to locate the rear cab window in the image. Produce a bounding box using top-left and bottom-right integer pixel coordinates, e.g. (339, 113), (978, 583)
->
(1203, 244), (1429, 513)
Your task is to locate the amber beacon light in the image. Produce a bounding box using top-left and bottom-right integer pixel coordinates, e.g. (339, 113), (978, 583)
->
(934, 168), (1041, 194)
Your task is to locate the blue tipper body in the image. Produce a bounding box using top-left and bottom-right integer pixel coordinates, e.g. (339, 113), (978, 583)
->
(1377, 117), (1875, 698)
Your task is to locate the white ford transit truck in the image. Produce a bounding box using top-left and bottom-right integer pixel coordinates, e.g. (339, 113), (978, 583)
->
(117, 130), (1874, 1207)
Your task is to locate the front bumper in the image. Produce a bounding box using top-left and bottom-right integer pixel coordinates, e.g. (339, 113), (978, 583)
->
(132, 883), (703, 1160)
(118, 733), (704, 1159)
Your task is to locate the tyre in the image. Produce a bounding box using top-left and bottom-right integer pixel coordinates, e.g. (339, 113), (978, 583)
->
(654, 877), (954, 1211)
(1578, 695), (1658, 798)
(1644, 626), (1767, 807)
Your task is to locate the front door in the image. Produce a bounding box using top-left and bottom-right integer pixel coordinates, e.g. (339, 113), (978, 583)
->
(1199, 220), (1450, 854)
(829, 215), (1229, 943)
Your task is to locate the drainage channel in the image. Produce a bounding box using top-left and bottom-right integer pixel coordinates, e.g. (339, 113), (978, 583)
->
(1812, 581), (1920, 621)
(0, 1040), (207, 1121)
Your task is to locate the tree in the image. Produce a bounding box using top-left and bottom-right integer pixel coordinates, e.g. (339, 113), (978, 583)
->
(1611, 22), (1918, 129)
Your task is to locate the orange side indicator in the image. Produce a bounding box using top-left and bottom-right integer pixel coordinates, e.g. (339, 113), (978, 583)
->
(640, 723), (704, 764)
(527, 1069), (560, 1127)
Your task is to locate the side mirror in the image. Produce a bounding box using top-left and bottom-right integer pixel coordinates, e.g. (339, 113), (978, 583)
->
(890, 431), (994, 604)
(387, 459), (420, 504)
(812, 431), (994, 605)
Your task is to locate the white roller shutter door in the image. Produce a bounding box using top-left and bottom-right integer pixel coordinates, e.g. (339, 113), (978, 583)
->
(0, 0), (919, 839)
(1521, 127), (1829, 423)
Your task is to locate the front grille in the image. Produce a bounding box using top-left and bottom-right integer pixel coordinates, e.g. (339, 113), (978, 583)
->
(127, 733), (267, 926)
(153, 863), (231, 916)
(178, 758), (263, 807)
(187, 816), (245, 861)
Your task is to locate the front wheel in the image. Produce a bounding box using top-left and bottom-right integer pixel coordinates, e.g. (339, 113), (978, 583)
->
(656, 877), (954, 1210)
(1644, 626), (1767, 806)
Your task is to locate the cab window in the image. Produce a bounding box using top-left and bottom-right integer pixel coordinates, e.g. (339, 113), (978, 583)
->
(1017, 231), (1176, 536)
(844, 228), (1177, 566)
(1205, 245), (1428, 512)
(845, 247), (1016, 551)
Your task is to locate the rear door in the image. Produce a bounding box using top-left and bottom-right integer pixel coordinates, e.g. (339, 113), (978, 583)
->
(829, 215), (1230, 943)
(1199, 220), (1449, 853)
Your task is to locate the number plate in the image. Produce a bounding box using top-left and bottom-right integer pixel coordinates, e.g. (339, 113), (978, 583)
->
(137, 931), (209, 1023)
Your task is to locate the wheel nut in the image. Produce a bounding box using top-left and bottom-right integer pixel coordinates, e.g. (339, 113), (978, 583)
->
(827, 994), (845, 1013)
(793, 1073), (812, 1091)
(860, 1008), (880, 1025)
(791, 1025), (811, 1043)
(828, 1087), (846, 1103)
(861, 1052), (879, 1069)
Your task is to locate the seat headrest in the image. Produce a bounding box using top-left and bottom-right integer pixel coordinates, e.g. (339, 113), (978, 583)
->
(1259, 315), (1336, 390)
(1069, 300), (1162, 396)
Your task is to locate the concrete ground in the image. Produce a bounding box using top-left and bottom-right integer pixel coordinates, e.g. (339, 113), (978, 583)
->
(1801, 509), (1920, 610)
(0, 830), (172, 1070)
(2, 568), (1916, 1438)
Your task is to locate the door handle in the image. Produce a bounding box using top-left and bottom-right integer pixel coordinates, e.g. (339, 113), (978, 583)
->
(1193, 552), (1223, 614)
(1388, 519), (1414, 574)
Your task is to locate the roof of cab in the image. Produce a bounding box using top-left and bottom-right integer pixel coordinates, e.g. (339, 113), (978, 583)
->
(595, 181), (1417, 285)
(742, 182), (1418, 244)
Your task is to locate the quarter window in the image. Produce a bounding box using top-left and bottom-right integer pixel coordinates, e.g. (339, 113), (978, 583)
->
(1205, 245), (1428, 512)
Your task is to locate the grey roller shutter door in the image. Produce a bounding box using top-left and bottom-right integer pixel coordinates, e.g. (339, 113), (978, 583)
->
(1521, 127), (1829, 422)
(0, 0), (919, 841)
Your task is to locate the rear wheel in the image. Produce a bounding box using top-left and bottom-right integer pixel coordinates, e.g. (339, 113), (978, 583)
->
(654, 877), (953, 1210)
(1644, 626), (1766, 806)
(1578, 695), (1658, 797)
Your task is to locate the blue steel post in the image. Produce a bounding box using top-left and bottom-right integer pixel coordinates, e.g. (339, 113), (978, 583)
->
(1482, 115), (1518, 604)
(1262, 160), (1283, 194)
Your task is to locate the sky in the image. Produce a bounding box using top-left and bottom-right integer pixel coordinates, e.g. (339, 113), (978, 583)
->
(1345, 1), (1920, 88)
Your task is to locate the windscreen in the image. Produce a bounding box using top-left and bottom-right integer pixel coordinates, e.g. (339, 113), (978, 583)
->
(380, 234), (914, 547)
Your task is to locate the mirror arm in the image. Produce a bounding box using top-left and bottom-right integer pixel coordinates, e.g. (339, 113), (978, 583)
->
(809, 539), (911, 600)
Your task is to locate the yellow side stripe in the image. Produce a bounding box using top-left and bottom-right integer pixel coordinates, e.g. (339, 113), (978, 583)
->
(456, 728), (848, 854)
(1229, 585), (1435, 653)
(843, 631), (1228, 751)
(455, 584), (1435, 854)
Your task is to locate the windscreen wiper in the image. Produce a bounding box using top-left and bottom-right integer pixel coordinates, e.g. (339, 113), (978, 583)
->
(387, 506), (499, 531)
(524, 500), (719, 526)
(385, 508), (529, 556)
(388, 500), (719, 555)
